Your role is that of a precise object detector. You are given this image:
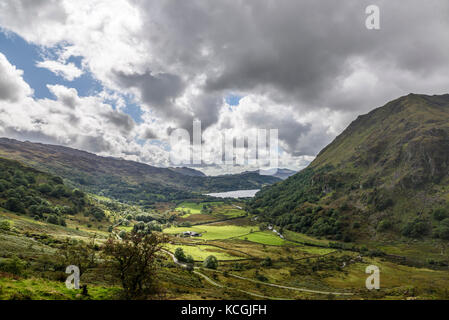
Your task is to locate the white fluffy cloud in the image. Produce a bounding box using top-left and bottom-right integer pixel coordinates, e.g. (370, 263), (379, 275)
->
(36, 60), (83, 81)
(0, 53), (33, 102)
(0, 0), (449, 174)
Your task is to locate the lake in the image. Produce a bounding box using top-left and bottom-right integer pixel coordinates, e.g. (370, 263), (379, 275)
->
(205, 189), (260, 198)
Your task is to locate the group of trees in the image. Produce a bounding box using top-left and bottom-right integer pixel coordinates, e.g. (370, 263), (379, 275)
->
(102, 232), (167, 299)
(0, 158), (106, 225)
(132, 221), (163, 234)
(58, 232), (168, 300)
(174, 248), (194, 264)
(174, 247), (218, 270)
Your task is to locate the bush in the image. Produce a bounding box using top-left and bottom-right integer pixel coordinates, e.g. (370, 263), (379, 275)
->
(186, 255), (194, 264)
(0, 256), (25, 275)
(38, 183), (53, 195)
(377, 219), (392, 232)
(4, 198), (25, 213)
(401, 218), (430, 238)
(0, 220), (11, 231)
(260, 257), (273, 267)
(46, 215), (59, 225)
(174, 248), (186, 262)
(433, 208), (448, 221)
(203, 255), (218, 269)
(119, 230), (127, 239)
(434, 218), (449, 240)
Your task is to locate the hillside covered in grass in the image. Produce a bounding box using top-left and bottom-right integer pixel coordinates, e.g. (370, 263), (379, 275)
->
(0, 157), (106, 226)
(0, 138), (280, 206)
(250, 94), (449, 242)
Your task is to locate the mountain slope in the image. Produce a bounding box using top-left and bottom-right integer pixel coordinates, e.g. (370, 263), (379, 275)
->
(0, 138), (280, 205)
(250, 94), (449, 241)
(168, 167), (206, 177)
(260, 168), (297, 180)
(0, 157), (104, 225)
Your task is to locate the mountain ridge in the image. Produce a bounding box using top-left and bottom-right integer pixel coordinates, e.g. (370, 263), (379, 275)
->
(250, 93), (449, 242)
(0, 138), (280, 205)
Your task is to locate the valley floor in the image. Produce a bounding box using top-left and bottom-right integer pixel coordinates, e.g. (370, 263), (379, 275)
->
(1, 200), (449, 300)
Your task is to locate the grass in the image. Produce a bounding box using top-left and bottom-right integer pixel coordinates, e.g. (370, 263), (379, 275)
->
(175, 202), (245, 219)
(0, 276), (120, 300)
(283, 230), (330, 246)
(163, 225), (258, 240)
(238, 231), (286, 246)
(165, 244), (243, 261)
(175, 202), (223, 217)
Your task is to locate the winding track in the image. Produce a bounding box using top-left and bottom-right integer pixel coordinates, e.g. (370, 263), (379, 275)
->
(162, 249), (353, 299)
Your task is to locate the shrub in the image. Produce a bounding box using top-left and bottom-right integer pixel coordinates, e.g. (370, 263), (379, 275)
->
(38, 183), (53, 195)
(401, 218), (430, 238)
(260, 257), (273, 267)
(203, 255), (218, 269)
(0, 256), (25, 275)
(118, 230), (127, 239)
(186, 255), (194, 264)
(433, 208), (448, 221)
(377, 219), (392, 232)
(0, 220), (11, 231)
(46, 215), (59, 225)
(4, 198), (25, 213)
(174, 248), (186, 262)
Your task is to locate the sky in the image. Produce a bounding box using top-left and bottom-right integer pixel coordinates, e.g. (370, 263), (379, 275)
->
(0, 0), (449, 175)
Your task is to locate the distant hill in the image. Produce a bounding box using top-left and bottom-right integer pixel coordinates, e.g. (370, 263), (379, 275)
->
(0, 157), (104, 225)
(250, 94), (449, 242)
(259, 168), (297, 180)
(0, 138), (280, 206)
(168, 167), (206, 177)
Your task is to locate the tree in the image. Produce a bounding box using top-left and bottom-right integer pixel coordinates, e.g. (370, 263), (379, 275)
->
(203, 255), (218, 269)
(261, 257), (273, 267)
(174, 247), (186, 262)
(102, 232), (167, 299)
(4, 198), (25, 213)
(59, 237), (98, 276)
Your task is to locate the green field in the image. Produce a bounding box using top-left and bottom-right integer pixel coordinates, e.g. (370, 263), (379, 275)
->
(0, 277), (120, 300)
(165, 244), (243, 261)
(175, 202), (223, 217)
(238, 231), (287, 246)
(163, 224), (258, 240)
(175, 202), (247, 220)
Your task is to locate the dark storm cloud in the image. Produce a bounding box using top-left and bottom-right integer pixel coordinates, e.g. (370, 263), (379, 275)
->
(2, 0), (449, 163)
(134, 0), (449, 108)
(143, 128), (157, 140)
(112, 69), (187, 116)
(101, 110), (135, 133)
(127, 0), (449, 154)
(243, 111), (312, 155)
(0, 79), (21, 102)
(75, 135), (112, 154)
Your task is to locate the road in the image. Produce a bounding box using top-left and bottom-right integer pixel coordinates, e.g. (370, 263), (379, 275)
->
(162, 249), (353, 299)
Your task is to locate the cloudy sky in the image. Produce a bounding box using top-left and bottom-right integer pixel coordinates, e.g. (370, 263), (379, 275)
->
(0, 0), (448, 175)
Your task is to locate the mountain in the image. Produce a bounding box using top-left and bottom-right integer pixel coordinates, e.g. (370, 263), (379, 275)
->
(259, 168), (297, 180)
(168, 167), (206, 177)
(0, 138), (280, 206)
(250, 94), (449, 242)
(0, 157), (104, 225)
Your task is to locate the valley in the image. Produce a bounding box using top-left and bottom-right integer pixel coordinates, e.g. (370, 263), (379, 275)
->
(1, 94), (449, 300)
(1, 189), (449, 300)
